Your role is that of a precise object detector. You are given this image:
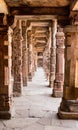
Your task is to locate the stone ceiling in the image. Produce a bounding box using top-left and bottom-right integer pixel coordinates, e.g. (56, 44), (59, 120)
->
(5, 0), (71, 7)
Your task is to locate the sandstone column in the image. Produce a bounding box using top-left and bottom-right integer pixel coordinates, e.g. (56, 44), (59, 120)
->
(0, 20), (14, 119)
(27, 30), (33, 81)
(43, 42), (50, 80)
(49, 20), (57, 87)
(58, 25), (78, 119)
(52, 26), (65, 97)
(22, 20), (28, 86)
(12, 20), (23, 96)
(34, 51), (38, 71)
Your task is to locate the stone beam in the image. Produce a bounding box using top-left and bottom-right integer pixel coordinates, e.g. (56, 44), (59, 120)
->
(35, 33), (47, 38)
(33, 26), (49, 31)
(35, 32), (48, 35)
(30, 22), (49, 27)
(35, 43), (46, 47)
(35, 30), (48, 33)
(15, 15), (56, 21)
(35, 37), (47, 41)
(34, 47), (45, 52)
(36, 40), (47, 43)
(10, 6), (69, 16)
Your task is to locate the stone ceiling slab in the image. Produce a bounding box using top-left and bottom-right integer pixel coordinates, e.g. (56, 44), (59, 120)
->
(5, 0), (71, 7)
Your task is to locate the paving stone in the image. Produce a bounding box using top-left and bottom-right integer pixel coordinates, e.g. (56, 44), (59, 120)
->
(51, 112), (77, 128)
(0, 68), (78, 130)
(44, 126), (77, 130)
(37, 117), (51, 125)
(75, 121), (78, 128)
(15, 109), (29, 118)
(22, 123), (44, 130)
(0, 122), (6, 130)
(3, 128), (13, 130)
(3, 118), (39, 129)
(29, 108), (46, 118)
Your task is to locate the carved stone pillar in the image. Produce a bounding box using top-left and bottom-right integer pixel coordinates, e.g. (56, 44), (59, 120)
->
(12, 20), (23, 96)
(49, 20), (57, 87)
(0, 23), (14, 119)
(58, 25), (78, 119)
(43, 43), (50, 80)
(27, 30), (33, 81)
(52, 27), (65, 97)
(22, 20), (27, 86)
(34, 51), (37, 71)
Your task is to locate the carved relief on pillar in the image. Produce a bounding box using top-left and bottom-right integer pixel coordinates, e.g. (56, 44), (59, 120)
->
(27, 30), (33, 81)
(52, 27), (65, 97)
(58, 25), (78, 119)
(0, 14), (14, 119)
(0, 94), (12, 110)
(49, 20), (57, 88)
(12, 21), (23, 96)
(43, 44), (50, 80)
(56, 47), (64, 54)
(22, 20), (28, 86)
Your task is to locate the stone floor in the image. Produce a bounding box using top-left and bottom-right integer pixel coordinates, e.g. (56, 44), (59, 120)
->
(0, 67), (78, 130)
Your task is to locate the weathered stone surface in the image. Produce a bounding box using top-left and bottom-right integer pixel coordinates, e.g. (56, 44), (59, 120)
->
(49, 20), (57, 88)
(0, 26), (14, 119)
(22, 21), (28, 86)
(5, 0), (70, 7)
(58, 25), (78, 119)
(0, 68), (78, 129)
(3, 118), (39, 129)
(44, 126), (77, 130)
(12, 20), (23, 96)
(52, 26), (65, 97)
(22, 123), (44, 130)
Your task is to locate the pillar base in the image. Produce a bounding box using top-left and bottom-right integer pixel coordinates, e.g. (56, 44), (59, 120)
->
(13, 82), (23, 97)
(52, 89), (63, 97)
(58, 98), (78, 119)
(23, 80), (27, 87)
(0, 107), (15, 119)
(23, 83), (27, 87)
(13, 92), (22, 97)
(23, 77), (27, 87)
(52, 80), (63, 97)
(28, 73), (32, 81)
(49, 81), (54, 88)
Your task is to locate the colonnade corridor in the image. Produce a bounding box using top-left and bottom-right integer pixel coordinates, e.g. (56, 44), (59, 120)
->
(0, 67), (78, 130)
